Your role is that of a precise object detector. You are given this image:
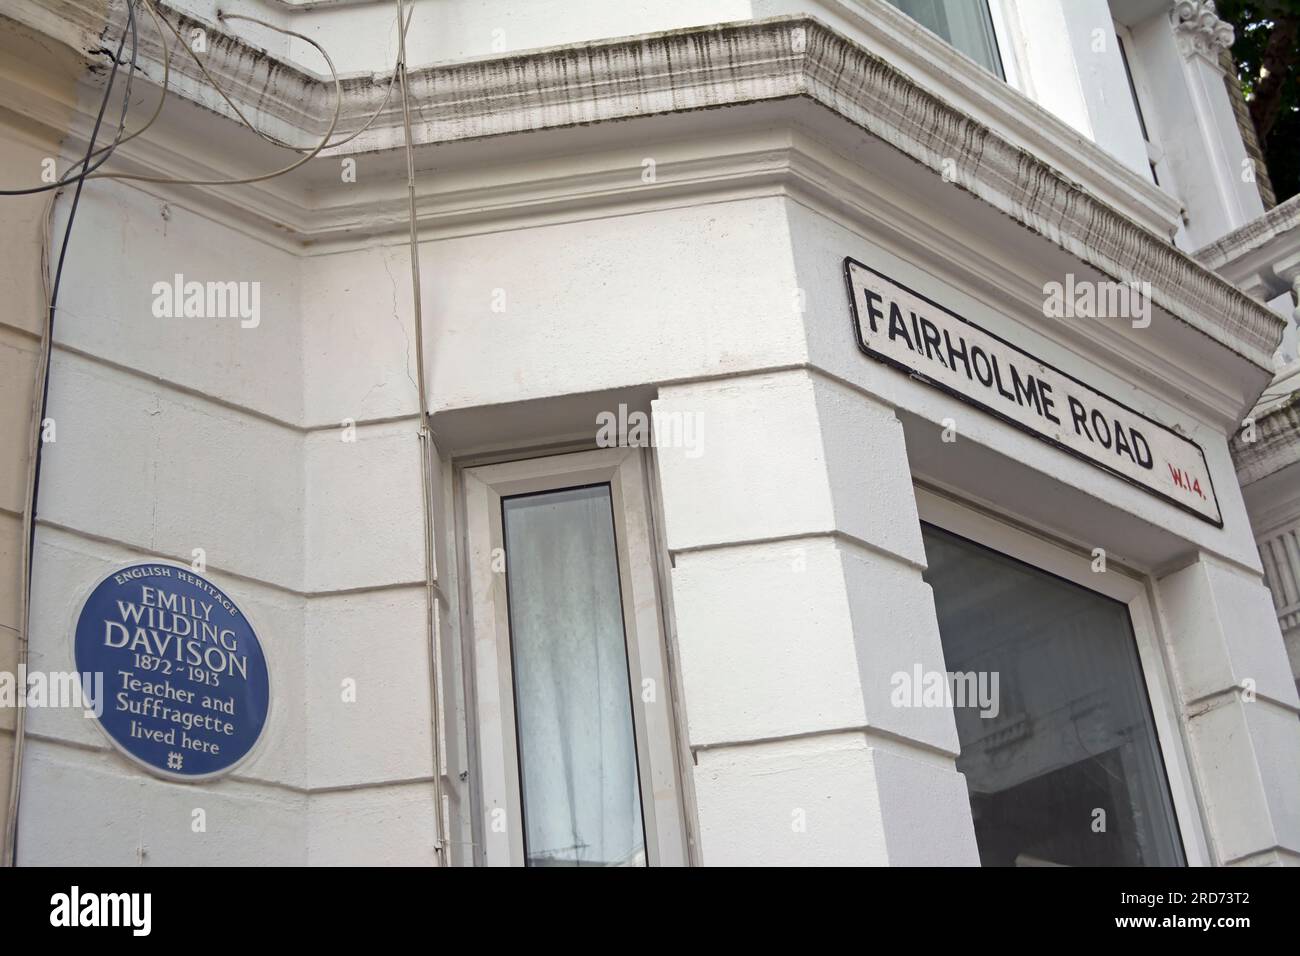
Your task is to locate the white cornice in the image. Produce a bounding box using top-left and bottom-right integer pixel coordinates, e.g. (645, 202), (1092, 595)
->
(1197, 193), (1300, 301)
(1234, 389), (1300, 486)
(809, 0), (1184, 239)
(20, 0), (1188, 229)
(2, 4), (1288, 373)
(776, 123), (1258, 430)
(1198, 193), (1300, 265)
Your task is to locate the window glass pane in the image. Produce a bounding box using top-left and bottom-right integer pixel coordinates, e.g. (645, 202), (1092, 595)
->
(888, 0), (1005, 77)
(921, 524), (1184, 866)
(502, 484), (647, 867)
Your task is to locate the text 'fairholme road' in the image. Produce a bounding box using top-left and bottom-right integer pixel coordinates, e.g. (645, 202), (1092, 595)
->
(845, 258), (1221, 525)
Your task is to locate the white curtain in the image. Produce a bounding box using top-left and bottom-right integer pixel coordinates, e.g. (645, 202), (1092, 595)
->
(503, 485), (646, 866)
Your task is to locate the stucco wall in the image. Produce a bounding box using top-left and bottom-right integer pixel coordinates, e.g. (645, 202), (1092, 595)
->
(16, 167), (453, 861)
(19, 158), (1300, 864)
(7, 0), (1298, 867)
(0, 14), (89, 864)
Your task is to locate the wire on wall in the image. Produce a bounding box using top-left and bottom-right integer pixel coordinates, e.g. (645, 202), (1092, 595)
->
(395, 0), (449, 865)
(0, 0), (146, 197)
(149, 1), (410, 155)
(0, 2), (407, 196)
(4, 0), (448, 866)
(86, 10), (344, 188)
(3, 0), (141, 868)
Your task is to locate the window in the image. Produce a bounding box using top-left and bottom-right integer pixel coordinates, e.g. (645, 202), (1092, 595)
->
(888, 0), (1005, 78)
(916, 490), (1204, 866)
(502, 486), (646, 865)
(1116, 26), (1166, 187)
(461, 448), (688, 866)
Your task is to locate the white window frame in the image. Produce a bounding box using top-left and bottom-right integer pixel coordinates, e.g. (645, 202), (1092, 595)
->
(1115, 21), (1172, 190)
(892, 0), (1009, 81)
(915, 484), (1212, 867)
(986, 0), (1023, 89)
(460, 446), (688, 867)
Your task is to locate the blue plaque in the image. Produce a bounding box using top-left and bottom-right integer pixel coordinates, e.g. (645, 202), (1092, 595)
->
(73, 563), (271, 781)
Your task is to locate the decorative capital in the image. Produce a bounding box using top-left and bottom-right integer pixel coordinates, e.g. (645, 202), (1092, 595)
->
(1172, 1), (1236, 59)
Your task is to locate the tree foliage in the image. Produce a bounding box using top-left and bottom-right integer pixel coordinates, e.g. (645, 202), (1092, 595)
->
(1218, 0), (1300, 201)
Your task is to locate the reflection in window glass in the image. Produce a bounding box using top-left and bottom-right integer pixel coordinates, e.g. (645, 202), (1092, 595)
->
(921, 525), (1184, 866)
(502, 485), (647, 867)
(888, 0), (1005, 78)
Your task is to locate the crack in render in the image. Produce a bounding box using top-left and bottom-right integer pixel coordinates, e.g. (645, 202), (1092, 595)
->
(379, 245), (420, 395)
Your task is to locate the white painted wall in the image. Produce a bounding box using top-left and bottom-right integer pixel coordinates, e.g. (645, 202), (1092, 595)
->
(17, 170), (443, 863)
(23, 154), (1300, 866)
(12, 0), (1298, 868)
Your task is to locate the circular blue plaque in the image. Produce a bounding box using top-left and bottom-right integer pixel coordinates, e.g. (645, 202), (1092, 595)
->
(73, 563), (271, 781)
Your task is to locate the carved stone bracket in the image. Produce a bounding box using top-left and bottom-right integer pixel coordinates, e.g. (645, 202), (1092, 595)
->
(1173, 1), (1237, 60)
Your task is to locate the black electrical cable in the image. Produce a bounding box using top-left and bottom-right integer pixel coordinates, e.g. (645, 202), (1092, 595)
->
(4, 0), (140, 869)
(0, 1), (139, 196)
(31, 1), (138, 655)
(33, 17), (139, 599)
(26, 0), (139, 566)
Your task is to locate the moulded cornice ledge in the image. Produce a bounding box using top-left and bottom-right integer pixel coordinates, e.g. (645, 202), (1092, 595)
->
(8, 5), (1288, 372)
(384, 15), (1286, 372)
(1198, 194), (1300, 267)
(1232, 388), (1300, 485)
